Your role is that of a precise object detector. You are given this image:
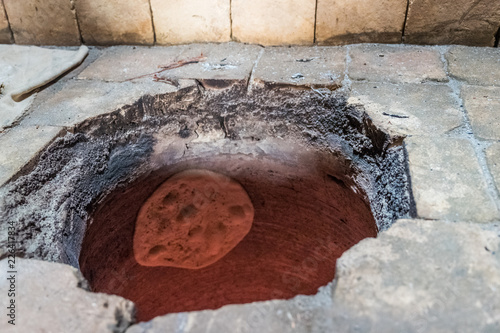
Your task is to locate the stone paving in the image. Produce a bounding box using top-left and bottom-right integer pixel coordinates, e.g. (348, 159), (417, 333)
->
(2, 43), (499, 222)
(0, 258), (135, 333)
(0, 43), (500, 332)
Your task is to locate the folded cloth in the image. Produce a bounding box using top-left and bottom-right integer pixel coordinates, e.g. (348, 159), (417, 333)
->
(0, 45), (88, 128)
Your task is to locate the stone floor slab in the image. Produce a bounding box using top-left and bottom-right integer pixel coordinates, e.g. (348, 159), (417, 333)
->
(74, 0), (154, 45)
(252, 46), (345, 89)
(349, 44), (447, 84)
(165, 43), (262, 82)
(486, 143), (500, 193)
(0, 258), (135, 333)
(331, 219), (500, 333)
(461, 85), (500, 140)
(78, 43), (262, 82)
(0, 125), (63, 186)
(77, 45), (186, 81)
(405, 136), (499, 222)
(349, 82), (462, 136)
(446, 46), (500, 87)
(0, 94), (35, 130)
(21, 79), (193, 128)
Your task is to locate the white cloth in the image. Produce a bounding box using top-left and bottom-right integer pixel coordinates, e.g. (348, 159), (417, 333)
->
(0, 45), (88, 128)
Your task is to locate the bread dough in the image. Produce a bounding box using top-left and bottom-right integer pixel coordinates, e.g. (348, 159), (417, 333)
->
(133, 169), (254, 269)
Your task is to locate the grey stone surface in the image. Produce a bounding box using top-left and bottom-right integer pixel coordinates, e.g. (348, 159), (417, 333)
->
(330, 218), (500, 333)
(3, 0), (80, 45)
(405, 136), (500, 222)
(348, 82), (462, 136)
(77, 45), (185, 81)
(0, 125), (63, 186)
(0, 94), (35, 130)
(349, 44), (447, 84)
(21, 78), (194, 127)
(0, 258), (135, 332)
(486, 143), (500, 193)
(252, 46), (345, 89)
(78, 43), (262, 82)
(446, 46), (500, 87)
(461, 85), (500, 140)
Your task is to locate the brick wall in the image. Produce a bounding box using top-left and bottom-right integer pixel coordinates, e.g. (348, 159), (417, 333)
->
(0, 0), (499, 46)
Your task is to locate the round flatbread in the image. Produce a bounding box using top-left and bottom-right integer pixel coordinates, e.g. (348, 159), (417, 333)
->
(133, 169), (254, 269)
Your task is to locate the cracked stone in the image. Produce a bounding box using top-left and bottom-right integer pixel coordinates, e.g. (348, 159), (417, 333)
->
(0, 258), (135, 333)
(330, 219), (500, 333)
(349, 82), (462, 136)
(78, 43), (262, 83)
(20, 79), (194, 127)
(252, 46), (345, 89)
